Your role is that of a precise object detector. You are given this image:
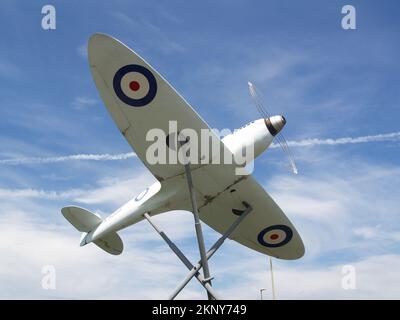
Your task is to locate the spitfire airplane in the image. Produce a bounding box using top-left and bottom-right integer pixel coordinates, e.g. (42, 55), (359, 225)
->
(61, 33), (304, 299)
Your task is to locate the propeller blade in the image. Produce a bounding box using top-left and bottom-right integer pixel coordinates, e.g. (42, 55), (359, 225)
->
(248, 81), (271, 119)
(275, 134), (298, 174)
(247, 81), (298, 175)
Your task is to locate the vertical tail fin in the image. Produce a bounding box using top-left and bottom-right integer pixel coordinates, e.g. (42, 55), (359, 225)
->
(61, 206), (123, 255)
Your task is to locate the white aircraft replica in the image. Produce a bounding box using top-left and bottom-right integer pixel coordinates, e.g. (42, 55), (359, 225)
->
(62, 33), (304, 299)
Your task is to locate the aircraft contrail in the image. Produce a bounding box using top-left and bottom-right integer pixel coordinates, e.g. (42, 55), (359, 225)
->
(270, 131), (400, 148)
(0, 152), (136, 165)
(0, 132), (399, 165)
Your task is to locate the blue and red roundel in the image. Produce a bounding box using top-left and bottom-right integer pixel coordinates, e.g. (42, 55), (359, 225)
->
(257, 225), (293, 248)
(113, 64), (157, 107)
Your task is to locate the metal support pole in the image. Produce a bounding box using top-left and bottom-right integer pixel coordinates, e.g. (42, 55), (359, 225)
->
(182, 160), (214, 299)
(143, 213), (221, 300)
(270, 257), (276, 300)
(169, 204), (252, 300)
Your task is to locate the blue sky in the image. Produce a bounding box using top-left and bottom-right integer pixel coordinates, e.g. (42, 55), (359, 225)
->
(0, 0), (399, 299)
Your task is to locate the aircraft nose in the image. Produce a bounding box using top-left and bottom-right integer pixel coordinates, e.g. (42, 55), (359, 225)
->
(264, 115), (286, 136)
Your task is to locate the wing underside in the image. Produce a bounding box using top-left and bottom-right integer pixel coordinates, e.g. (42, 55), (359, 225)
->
(88, 33), (224, 181)
(168, 163), (305, 260)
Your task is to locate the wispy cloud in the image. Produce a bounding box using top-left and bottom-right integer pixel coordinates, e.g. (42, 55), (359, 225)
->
(111, 12), (184, 54)
(218, 251), (400, 299)
(0, 188), (82, 200)
(353, 226), (400, 242)
(71, 96), (97, 110)
(74, 175), (155, 207)
(0, 153), (136, 165)
(267, 162), (400, 259)
(0, 174), (154, 207)
(0, 210), (192, 299)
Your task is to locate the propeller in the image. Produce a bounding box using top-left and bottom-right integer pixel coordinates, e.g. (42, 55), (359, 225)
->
(247, 81), (298, 174)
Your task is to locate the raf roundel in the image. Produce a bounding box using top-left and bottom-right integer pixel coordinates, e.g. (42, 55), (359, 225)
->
(257, 225), (293, 248)
(113, 64), (157, 107)
(135, 187), (149, 202)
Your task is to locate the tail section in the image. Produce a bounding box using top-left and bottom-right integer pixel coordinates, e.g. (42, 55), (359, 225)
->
(61, 206), (124, 255)
(93, 232), (123, 255)
(61, 206), (102, 232)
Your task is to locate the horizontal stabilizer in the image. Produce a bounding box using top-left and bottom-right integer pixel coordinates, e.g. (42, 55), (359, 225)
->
(93, 232), (123, 255)
(61, 206), (102, 232)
